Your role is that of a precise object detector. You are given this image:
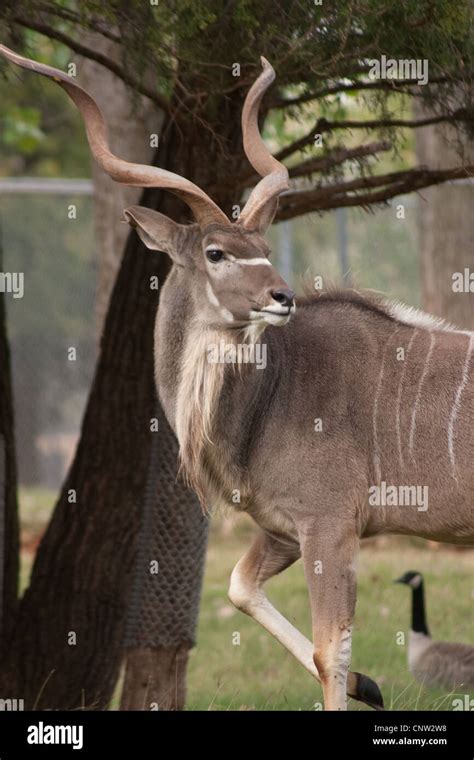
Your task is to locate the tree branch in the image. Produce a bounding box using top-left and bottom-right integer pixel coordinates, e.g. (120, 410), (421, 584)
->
(288, 140), (392, 179)
(12, 15), (172, 114)
(275, 109), (472, 163)
(36, 2), (122, 44)
(270, 74), (455, 108)
(214, 140), (393, 195)
(276, 165), (474, 219)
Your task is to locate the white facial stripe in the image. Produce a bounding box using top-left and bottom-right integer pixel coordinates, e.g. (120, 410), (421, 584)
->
(207, 249), (271, 267)
(229, 254), (271, 267)
(205, 281), (234, 323)
(219, 306), (234, 322)
(242, 258), (272, 266)
(206, 281), (220, 308)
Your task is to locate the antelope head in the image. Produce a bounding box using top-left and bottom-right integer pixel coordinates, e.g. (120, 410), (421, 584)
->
(0, 46), (295, 335)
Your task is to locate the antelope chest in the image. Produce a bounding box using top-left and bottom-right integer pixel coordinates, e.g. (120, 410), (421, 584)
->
(189, 437), (298, 542)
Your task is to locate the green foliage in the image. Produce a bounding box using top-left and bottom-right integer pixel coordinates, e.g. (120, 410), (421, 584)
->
(0, 35), (90, 177)
(2, 1), (472, 98)
(0, 0), (472, 179)
(2, 106), (44, 154)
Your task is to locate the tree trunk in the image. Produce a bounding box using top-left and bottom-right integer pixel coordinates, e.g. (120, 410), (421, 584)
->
(119, 397), (208, 711)
(120, 646), (190, 711)
(0, 97), (243, 707)
(78, 38), (160, 333)
(12, 337), (41, 486)
(80, 48), (208, 711)
(0, 240), (19, 653)
(0, 127), (186, 709)
(416, 106), (474, 330)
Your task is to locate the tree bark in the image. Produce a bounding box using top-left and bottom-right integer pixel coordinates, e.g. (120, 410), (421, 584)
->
(0, 244), (19, 654)
(120, 646), (190, 711)
(12, 336), (41, 486)
(78, 37), (160, 333)
(119, 395), (208, 711)
(416, 106), (474, 330)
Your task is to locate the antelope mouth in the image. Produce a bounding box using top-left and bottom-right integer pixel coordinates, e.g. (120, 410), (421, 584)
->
(249, 304), (296, 326)
(261, 307), (290, 315)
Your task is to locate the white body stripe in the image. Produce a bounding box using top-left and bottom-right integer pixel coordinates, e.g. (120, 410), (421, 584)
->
(447, 334), (474, 477)
(396, 329), (418, 471)
(372, 327), (399, 482)
(409, 332), (436, 460)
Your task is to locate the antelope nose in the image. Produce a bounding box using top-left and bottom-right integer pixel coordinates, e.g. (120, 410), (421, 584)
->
(270, 287), (295, 308)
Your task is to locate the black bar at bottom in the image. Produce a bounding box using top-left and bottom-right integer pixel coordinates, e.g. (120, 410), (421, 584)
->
(0, 709), (471, 757)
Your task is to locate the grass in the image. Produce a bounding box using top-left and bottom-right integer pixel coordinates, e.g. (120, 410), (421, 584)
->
(18, 488), (474, 711)
(19, 486), (57, 591)
(189, 518), (474, 711)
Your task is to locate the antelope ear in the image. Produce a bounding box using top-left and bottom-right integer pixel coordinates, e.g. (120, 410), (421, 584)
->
(123, 206), (191, 266)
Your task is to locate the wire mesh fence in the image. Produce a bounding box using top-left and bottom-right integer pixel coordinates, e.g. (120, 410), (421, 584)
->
(0, 182), (95, 489)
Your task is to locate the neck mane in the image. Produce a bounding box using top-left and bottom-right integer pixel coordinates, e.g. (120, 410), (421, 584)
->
(175, 321), (258, 508)
(299, 287), (469, 335)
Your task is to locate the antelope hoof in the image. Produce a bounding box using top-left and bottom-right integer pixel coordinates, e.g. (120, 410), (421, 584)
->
(350, 672), (384, 711)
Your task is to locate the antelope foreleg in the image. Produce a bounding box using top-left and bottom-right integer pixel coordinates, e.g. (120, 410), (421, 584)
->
(299, 525), (383, 711)
(229, 539), (317, 676)
(228, 530), (383, 710)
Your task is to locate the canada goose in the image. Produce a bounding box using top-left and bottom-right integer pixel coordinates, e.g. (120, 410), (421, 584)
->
(394, 571), (474, 690)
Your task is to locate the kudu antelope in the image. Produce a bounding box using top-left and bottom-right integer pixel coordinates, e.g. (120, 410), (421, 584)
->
(2, 45), (473, 712)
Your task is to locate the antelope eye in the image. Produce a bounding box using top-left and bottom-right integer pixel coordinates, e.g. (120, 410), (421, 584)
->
(206, 248), (224, 263)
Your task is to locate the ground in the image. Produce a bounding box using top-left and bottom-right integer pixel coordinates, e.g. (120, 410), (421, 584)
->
(20, 489), (474, 711)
